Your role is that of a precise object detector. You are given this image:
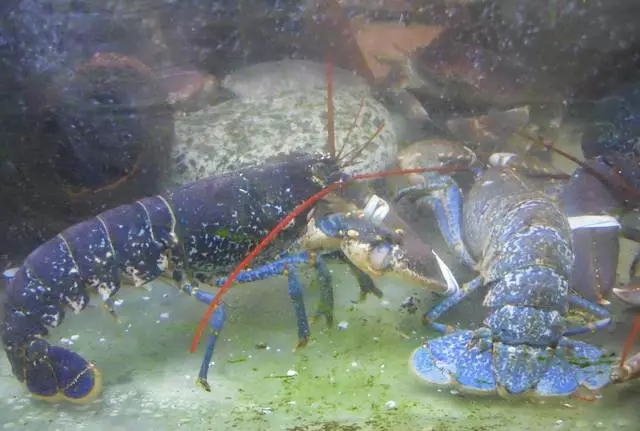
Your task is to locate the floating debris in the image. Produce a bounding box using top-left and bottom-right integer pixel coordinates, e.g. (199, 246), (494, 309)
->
(384, 400), (397, 410)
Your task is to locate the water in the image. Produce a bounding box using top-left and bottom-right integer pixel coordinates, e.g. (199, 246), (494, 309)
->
(2, 1), (640, 429)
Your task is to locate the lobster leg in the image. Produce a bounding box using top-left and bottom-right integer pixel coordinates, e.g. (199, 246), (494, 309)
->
(312, 253), (335, 326)
(211, 251), (378, 331)
(631, 248), (640, 279)
(562, 294), (612, 336)
(215, 262), (315, 350)
(343, 258), (384, 301)
(395, 176), (476, 268)
(213, 253), (313, 286)
(180, 283), (226, 391)
(287, 265), (311, 349)
(211, 252), (315, 349)
(422, 276), (485, 333)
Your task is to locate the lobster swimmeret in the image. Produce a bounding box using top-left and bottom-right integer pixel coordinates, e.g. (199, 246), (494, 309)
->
(0, 152), (461, 404)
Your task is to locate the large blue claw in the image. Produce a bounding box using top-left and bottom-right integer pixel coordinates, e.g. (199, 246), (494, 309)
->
(411, 331), (612, 397)
(395, 176), (476, 268)
(22, 339), (102, 403)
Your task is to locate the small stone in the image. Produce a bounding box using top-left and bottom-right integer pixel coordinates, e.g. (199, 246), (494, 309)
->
(260, 408), (273, 415)
(384, 400), (397, 410)
(286, 369), (297, 377)
(337, 321), (349, 330)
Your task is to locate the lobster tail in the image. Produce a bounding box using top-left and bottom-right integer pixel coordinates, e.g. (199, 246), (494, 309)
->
(2, 266), (101, 403)
(0, 196), (178, 403)
(4, 337), (102, 403)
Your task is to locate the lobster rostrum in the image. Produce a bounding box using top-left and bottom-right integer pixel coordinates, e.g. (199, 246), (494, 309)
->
(395, 149), (614, 397)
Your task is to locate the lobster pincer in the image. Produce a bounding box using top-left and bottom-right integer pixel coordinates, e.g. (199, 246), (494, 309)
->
(299, 208), (457, 297)
(393, 139), (479, 268)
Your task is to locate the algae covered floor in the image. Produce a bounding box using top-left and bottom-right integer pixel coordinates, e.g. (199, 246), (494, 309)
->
(1, 251), (640, 431)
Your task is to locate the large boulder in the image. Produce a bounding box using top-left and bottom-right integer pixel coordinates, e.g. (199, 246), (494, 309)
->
(168, 60), (399, 186)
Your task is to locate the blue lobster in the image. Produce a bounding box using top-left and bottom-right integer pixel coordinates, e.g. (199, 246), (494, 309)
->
(0, 152), (457, 404)
(395, 149), (614, 397)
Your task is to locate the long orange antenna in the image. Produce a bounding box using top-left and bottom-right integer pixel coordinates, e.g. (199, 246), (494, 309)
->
(190, 165), (469, 353)
(620, 314), (640, 367)
(326, 49), (336, 159)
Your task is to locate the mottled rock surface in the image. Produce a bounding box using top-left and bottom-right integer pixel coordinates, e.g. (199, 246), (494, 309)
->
(168, 60), (398, 186)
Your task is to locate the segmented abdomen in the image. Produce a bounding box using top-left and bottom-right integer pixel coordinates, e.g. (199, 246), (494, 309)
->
(462, 169), (574, 344)
(1, 154), (335, 356)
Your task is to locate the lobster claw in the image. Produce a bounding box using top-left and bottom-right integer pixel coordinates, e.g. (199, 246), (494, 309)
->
(299, 210), (459, 296)
(340, 235), (459, 297)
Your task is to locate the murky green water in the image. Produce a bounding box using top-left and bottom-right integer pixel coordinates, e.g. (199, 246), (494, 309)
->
(2, 1), (640, 429)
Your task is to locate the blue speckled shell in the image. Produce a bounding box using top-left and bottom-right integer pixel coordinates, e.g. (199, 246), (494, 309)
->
(1, 153), (337, 361)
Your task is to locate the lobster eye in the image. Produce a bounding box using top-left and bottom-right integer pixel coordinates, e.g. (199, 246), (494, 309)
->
(369, 243), (393, 272)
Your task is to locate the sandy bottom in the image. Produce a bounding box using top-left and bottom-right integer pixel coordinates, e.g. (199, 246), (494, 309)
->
(1, 124), (640, 430)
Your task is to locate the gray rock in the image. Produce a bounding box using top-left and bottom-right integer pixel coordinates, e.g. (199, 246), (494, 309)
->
(167, 60), (398, 187)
